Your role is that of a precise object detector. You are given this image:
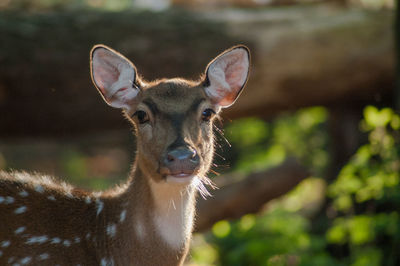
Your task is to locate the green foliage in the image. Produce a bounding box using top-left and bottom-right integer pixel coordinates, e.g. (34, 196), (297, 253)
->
(224, 107), (328, 174)
(326, 106), (400, 266)
(192, 106), (400, 266)
(197, 184), (338, 266)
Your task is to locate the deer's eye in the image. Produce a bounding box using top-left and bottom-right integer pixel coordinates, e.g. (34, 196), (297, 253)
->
(201, 108), (215, 122)
(133, 110), (150, 124)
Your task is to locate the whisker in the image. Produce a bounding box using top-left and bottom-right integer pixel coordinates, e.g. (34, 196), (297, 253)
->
(214, 152), (226, 161)
(213, 124), (231, 148)
(209, 169), (220, 176)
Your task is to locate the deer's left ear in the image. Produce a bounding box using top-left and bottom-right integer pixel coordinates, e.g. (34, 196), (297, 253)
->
(204, 45), (250, 108)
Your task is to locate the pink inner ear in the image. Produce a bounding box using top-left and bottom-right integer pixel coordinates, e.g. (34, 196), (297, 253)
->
(93, 56), (121, 96)
(206, 48), (249, 107)
(224, 58), (247, 91)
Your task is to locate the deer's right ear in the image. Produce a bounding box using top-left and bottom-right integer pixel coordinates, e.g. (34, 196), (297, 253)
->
(90, 45), (140, 111)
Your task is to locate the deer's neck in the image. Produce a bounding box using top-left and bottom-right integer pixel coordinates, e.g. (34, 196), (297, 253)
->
(112, 166), (197, 263)
(147, 175), (197, 250)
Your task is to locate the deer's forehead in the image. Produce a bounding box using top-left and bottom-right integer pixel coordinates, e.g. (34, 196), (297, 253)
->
(142, 81), (206, 114)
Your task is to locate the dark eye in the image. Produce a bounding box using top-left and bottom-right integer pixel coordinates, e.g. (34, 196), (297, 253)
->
(201, 108), (215, 122)
(133, 110), (149, 124)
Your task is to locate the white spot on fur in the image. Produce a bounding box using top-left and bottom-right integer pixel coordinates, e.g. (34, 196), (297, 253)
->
(106, 224), (117, 238)
(47, 195), (56, 201)
(0, 196), (4, 203)
(96, 198), (104, 216)
(5, 196), (15, 204)
(74, 237), (81, 243)
(0, 250), (3, 257)
(63, 240), (71, 247)
(100, 257), (114, 266)
(8, 257), (15, 263)
(18, 190), (29, 197)
(15, 227), (26, 234)
(119, 210), (127, 223)
(34, 184), (44, 193)
(50, 237), (61, 244)
(26, 236), (48, 244)
(38, 253), (49, 260)
(85, 196), (91, 204)
(14, 206), (27, 214)
(85, 233), (91, 240)
(20, 257), (31, 264)
(1, 240), (10, 248)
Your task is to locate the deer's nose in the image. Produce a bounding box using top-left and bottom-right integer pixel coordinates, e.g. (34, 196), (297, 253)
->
(163, 146), (200, 176)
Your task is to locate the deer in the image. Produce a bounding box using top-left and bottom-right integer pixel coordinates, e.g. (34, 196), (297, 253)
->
(0, 44), (250, 266)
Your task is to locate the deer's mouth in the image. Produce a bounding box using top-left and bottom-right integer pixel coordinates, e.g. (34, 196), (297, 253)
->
(160, 167), (200, 184)
(166, 174), (197, 184)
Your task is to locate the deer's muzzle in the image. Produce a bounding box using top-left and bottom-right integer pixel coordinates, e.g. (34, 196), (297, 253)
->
(162, 146), (200, 177)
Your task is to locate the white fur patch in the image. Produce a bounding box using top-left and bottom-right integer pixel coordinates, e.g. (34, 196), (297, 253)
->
(85, 196), (91, 204)
(34, 184), (45, 193)
(20, 256), (31, 265)
(119, 209), (127, 223)
(26, 236), (48, 244)
(47, 195), (56, 201)
(1, 240), (10, 248)
(106, 224), (117, 238)
(18, 190), (29, 197)
(63, 240), (71, 247)
(100, 257), (115, 266)
(38, 253), (49, 260)
(5, 196), (14, 204)
(149, 178), (196, 249)
(14, 206), (27, 214)
(96, 198), (104, 216)
(50, 237), (61, 244)
(15, 227), (26, 235)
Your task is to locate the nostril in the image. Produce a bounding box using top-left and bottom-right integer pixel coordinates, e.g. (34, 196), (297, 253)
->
(167, 154), (175, 162)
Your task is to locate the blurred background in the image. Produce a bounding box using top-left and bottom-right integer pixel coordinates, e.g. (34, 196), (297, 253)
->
(0, 0), (398, 265)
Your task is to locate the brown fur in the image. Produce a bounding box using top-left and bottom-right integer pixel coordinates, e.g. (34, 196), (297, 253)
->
(0, 45), (250, 265)
(0, 80), (217, 266)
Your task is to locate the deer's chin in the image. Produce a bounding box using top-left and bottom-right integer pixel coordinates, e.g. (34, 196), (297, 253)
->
(165, 174), (197, 184)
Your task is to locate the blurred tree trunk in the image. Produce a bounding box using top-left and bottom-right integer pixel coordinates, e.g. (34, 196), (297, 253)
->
(0, 5), (394, 138)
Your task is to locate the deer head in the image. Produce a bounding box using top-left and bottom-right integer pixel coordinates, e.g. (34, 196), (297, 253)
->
(90, 45), (250, 187)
